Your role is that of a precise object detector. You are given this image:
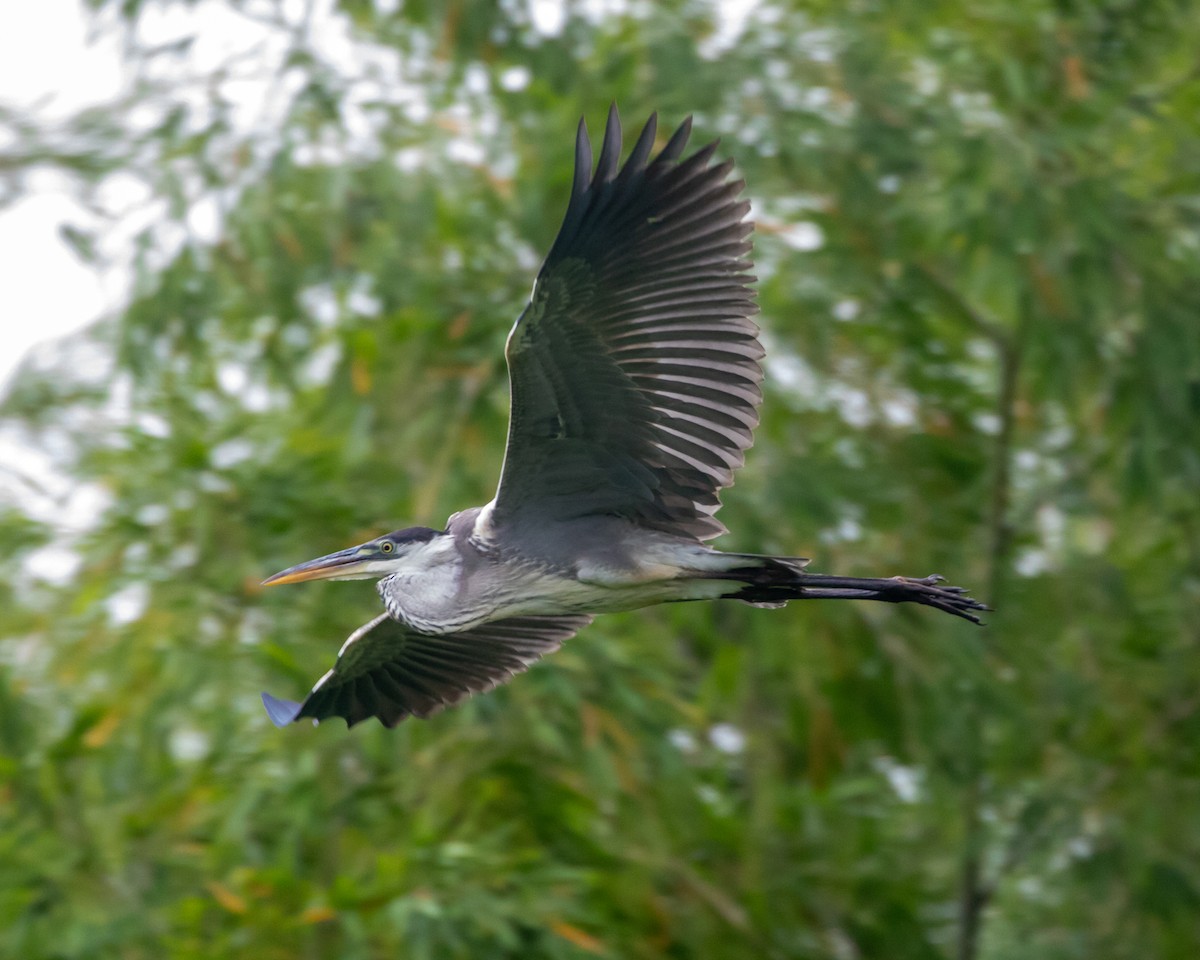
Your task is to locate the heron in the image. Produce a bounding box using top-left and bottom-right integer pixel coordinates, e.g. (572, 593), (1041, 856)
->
(261, 106), (986, 729)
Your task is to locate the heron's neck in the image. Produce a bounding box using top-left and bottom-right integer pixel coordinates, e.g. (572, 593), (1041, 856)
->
(376, 533), (469, 633)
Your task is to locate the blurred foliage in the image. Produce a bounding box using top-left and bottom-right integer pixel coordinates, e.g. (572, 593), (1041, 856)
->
(2, 0), (1200, 957)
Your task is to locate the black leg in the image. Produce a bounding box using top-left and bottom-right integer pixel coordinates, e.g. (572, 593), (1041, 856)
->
(794, 573), (989, 624)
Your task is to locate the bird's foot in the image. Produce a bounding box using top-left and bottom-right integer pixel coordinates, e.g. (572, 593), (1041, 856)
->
(886, 574), (990, 624)
(792, 571), (990, 624)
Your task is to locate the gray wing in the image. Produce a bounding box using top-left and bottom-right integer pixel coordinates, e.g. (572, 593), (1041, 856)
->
(492, 106), (761, 543)
(262, 612), (594, 729)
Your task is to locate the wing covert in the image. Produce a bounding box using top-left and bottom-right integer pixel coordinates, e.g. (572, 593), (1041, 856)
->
(492, 106), (762, 543)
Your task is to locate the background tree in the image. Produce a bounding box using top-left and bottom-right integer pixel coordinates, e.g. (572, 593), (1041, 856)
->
(2, 1), (1198, 957)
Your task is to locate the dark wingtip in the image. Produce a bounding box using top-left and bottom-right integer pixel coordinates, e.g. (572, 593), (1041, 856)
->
(658, 114), (693, 164)
(621, 112), (658, 177)
(595, 103), (623, 183)
(572, 115), (592, 199)
(262, 691), (304, 728)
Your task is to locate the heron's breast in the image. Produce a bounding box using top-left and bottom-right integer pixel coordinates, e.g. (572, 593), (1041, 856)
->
(377, 564), (472, 633)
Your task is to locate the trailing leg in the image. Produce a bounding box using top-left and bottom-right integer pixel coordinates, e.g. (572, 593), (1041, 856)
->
(786, 572), (987, 623)
(711, 554), (988, 624)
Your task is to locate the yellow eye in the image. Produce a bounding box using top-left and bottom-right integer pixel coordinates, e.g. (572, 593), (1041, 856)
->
(379, 541), (394, 554)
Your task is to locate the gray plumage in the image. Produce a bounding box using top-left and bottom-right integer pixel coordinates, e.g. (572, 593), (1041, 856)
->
(262, 107), (986, 729)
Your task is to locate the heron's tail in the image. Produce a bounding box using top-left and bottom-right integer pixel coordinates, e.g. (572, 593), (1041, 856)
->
(711, 553), (988, 624)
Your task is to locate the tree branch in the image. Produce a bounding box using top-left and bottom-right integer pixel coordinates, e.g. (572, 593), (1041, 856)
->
(912, 262), (1013, 350)
(944, 278), (1027, 960)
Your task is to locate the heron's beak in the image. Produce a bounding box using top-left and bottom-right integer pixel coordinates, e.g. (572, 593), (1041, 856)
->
(262, 546), (374, 586)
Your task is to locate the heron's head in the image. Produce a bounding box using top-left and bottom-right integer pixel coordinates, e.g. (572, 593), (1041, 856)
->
(263, 526), (445, 585)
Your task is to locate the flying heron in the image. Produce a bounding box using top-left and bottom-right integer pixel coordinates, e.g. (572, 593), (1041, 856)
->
(261, 107), (986, 729)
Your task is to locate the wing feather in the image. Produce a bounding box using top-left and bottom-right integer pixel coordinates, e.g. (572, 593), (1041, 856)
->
(262, 613), (594, 728)
(493, 108), (761, 542)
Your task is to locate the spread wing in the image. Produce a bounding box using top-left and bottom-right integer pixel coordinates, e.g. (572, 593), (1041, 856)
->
(262, 613), (594, 729)
(491, 106), (761, 543)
